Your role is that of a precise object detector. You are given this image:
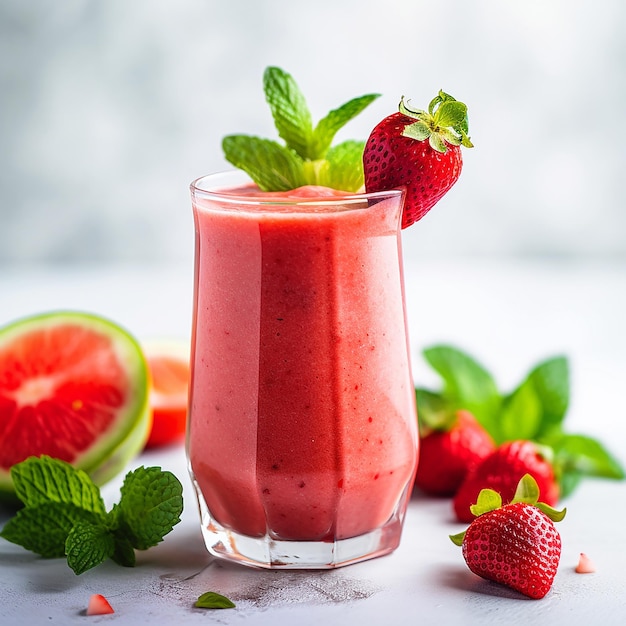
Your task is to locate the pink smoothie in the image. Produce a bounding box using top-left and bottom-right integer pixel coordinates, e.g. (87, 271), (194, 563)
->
(188, 181), (418, 542)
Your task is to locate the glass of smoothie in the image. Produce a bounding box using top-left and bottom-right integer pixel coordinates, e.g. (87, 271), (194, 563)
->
(187, 170), (418, 569)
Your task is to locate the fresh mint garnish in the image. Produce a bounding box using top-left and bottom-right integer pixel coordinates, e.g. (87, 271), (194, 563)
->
(0, 456), (183, 574)
(66, 521), (116, 575)
(109, 465), (184, 551)
(194, 591), (236, 609)
(222, 66), (380, 192)
(11, 452), (106, 513)
(1, 502), (103, 559)
(416, 345), (625, 497)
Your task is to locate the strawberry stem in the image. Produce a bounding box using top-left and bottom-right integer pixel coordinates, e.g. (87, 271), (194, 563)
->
(399, 92), (473, 154)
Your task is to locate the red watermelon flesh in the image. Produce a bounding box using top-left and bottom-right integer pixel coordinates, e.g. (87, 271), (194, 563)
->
(0, 312), (150, 496)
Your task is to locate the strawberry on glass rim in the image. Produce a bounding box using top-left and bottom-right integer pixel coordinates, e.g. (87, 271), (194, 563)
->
(364, 91), (474, 228)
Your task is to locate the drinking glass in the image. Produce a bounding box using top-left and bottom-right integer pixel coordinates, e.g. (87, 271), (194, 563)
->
(187, 170), (418, 569)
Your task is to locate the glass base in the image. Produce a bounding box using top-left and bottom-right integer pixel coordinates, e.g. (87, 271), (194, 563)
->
(193, 487), (407, 569)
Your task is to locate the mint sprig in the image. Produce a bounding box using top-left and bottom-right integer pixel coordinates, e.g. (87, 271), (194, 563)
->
(222, 66), (380, 192)
(0, 456), (183, 574)
(416, 345), (625, 497)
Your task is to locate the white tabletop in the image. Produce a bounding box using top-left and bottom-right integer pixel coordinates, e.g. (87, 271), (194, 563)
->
(1, 257), (625, 625)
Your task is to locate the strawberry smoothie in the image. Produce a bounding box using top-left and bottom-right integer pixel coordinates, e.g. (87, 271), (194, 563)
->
(188, 171), (418, 567)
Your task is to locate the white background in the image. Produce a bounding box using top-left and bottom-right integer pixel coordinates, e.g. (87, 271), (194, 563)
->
(1, 0), (625, 266)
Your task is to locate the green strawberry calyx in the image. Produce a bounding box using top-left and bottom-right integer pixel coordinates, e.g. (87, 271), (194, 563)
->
(449, 474), (566, 546)
(222, 66), (380, 193)
(400, 91), (474, 154)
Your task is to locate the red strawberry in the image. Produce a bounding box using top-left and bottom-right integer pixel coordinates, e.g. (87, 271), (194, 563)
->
(363, 91), (473, 228)
(450, 474), (566, 599)
(86, 594), (115, 615)
(415, 409), (495, 496)
(453, 440), (560, 523)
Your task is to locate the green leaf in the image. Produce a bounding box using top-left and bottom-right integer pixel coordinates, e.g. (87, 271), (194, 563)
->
(449, 530), (465, 547)
(552, 433), (625, 480)
(311, 94), (380, 159)
(536, 502), (567, 523)
(113, 466), (183, 551)
(434, 101), (468, 130)
(402, 121), (431, 142)
(222, 135), (306, 191)
(0, 502), (104, 558)
(526, 356), (570, 435)
(511, 473), (540, 504)
(422, 345), (502, 437)
(66, 521), (115, 575)
(263, 66), (313, 159)
(195, 591), (236, 609)
(110, 533), (136, 568)
(10, 455), (106, 515)
(223, 67), (380, 192)
(415, 388), (456, 432)
(558, 471), (583, 499)
(469, 488), (502, 517)
(429, 133), (448, 153)
(323, 140), (367, 191)
(500, 381), (543, 441)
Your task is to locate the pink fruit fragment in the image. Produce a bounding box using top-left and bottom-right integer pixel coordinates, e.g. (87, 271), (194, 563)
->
(86, 594), (115, 615)
(575, 552), (596, 574)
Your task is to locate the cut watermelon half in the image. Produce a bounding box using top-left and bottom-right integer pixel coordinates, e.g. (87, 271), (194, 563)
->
(0, 311), (150, 500)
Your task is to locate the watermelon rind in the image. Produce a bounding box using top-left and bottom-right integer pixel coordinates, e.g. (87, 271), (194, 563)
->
(0, 311), (151, 502)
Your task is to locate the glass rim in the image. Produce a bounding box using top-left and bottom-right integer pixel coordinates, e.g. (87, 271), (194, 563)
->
(190, 170), (404, 207)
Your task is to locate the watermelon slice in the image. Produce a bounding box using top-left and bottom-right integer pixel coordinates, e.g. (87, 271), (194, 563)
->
(0, 311), (150, 500)
(142, 339), (190, 449)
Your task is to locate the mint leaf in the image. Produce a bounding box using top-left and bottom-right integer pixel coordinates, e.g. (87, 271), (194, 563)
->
(10, 455), (106, 515)
(113, 466), (183, 550)
(223, 66), (378, 191)
(66, 521), (115, 575)
(195, 591), (236, 609)
(312, 94), (380, 159)
(526, 356), (569, 435)
(499, 357), (569, 443)
(222, 135), (306, 191)
(414, 388), (456, 432)
(499, 380), (543, 441)
(552, 434), (625, 481)
(110, 534), (136, 567)
(264, 66), (313, 159)
(0, 457), (184, 574)
(323, 140), (367, 192)
(422, 345), (501, 436)
(0, 502), (104, 558)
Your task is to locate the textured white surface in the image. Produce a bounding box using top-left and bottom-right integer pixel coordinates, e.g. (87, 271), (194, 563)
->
(1, 259), (625, 624)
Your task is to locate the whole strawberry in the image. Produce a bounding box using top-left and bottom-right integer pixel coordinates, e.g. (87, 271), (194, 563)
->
(363, 91), (473, 228)
(415, 409), (495, 496)
(450, 474), (566, 600)
(453, 440), (560, 523)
